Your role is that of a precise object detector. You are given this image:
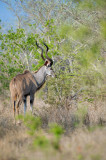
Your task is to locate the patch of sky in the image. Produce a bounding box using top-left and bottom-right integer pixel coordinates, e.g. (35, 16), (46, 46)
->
(0, 1), (18, 31)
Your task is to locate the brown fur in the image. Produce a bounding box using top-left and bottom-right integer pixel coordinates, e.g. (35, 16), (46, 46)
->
(10, 71), (38, 101)
(10, 70), (38, 121)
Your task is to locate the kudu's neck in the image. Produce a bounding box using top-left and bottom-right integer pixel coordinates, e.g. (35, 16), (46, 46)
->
(33, 66), (46, 88)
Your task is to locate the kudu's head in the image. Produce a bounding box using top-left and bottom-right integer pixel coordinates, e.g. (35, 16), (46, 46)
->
(36, 41), (54, 77)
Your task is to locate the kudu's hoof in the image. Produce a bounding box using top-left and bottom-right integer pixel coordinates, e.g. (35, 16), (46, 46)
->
(16, 120), (22, 126)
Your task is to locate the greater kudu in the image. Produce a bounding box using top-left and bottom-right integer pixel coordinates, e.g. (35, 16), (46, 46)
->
(10, 42), (54, 123)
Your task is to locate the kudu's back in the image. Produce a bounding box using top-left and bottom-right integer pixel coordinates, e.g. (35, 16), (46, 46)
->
(10, 70), (37, 101)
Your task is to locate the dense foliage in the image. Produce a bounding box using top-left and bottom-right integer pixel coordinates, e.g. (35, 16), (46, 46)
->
(0, 0), (106, 104)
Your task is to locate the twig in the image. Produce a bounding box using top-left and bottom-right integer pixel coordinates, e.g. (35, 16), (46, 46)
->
(70, 87), (84, 100)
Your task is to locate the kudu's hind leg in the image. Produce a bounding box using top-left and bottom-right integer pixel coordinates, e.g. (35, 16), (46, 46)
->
(16, 101), (20, 117)
(12, 100), (16, 124)
(16, 96), (22, 124)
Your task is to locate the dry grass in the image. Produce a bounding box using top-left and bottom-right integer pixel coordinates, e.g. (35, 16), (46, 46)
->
(0, 95), (106, 160)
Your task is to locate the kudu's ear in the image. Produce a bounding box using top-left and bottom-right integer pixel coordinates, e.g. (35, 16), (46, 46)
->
(44, 59), (51, 66)
(44, 60), (48, 66)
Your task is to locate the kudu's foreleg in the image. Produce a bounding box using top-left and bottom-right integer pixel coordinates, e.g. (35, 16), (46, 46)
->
(30, 95), (34, 113)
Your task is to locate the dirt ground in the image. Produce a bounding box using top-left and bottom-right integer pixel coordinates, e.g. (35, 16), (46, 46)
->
(0, 95), (106, 160)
